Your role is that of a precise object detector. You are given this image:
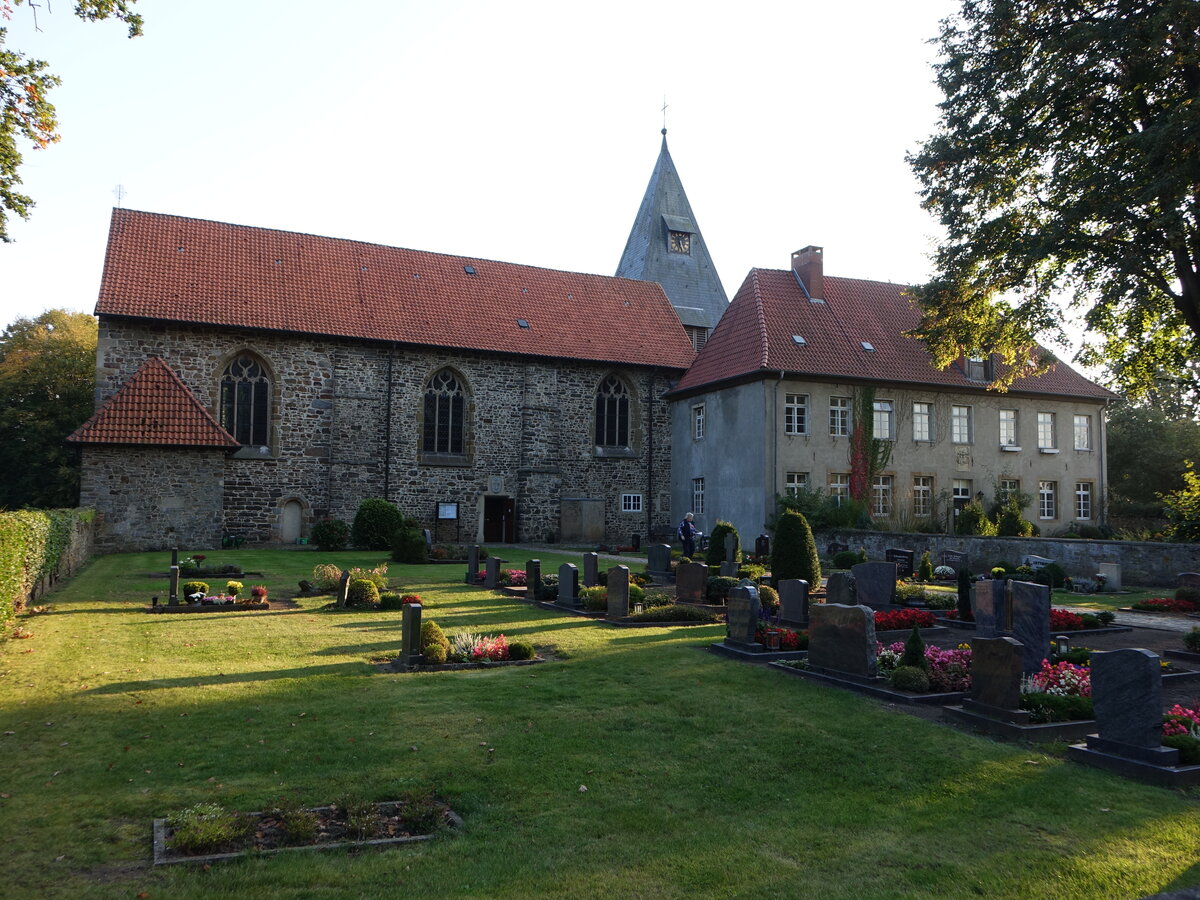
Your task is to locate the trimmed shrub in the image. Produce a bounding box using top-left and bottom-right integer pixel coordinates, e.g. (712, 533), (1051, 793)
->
(351, 498), (405, 550)
(736, 563), (767, 582)
(1163, 734), (1200, 766)
(423, 643), (447, 665)
(1096, 610), (1115, 626)
(895, 582), (926, 605)
(391, 526), (428, 564)
(996, 496), (1034, 537)
(579, 586), (607, 612)
(625, 603), (719, 623)
(181, 581), (209, 597)
(758, 585), (780, 615)
(347, 579), (380, 607)
(311, 518), (350, 551)
(923, 590), (956, 610)
(705, 521), (743, 567)
(771, 510), (821, 588)
(1020, 692), (1094, 723)
(917, 551), (934, 582)
(832, 549), (860, 570)
(1176, 586), (1200, 605)
(1184, 628), (1200, 653)
(890, 665), (930, 693)
(1033, 562), (1067, 589)
(420, 620), (450, 654)
(508, 640), (536, 660)
(379, 592), (403, 610)
(0, 508), (94, 626)
(706, 576), (740, 603)
(900, 625), (929, 671)
(957, 500), (997, 536)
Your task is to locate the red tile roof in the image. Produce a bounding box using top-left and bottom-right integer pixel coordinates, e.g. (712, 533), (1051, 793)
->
(96, 209), (697, 370)
(67, 357), (239, 448)
(668, 268), (1118, 400)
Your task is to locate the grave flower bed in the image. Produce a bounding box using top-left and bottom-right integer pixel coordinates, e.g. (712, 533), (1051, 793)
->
(1163, 705), (1200, 765)
(874, 609), (937, 631)
(1131, 597), (1199, 613)
(877, 641), (972, 691)
(755, 624), (807, 650)
(501, 569), (527, 587)
(1019, 659), (1094, 722)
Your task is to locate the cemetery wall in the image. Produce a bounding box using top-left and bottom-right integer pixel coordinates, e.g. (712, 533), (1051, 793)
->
(817, 528), (1200, 587)
(0, 507), (95, 624)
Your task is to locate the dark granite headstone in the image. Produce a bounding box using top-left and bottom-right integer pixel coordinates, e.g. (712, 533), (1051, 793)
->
(169, 565), (180, 605)
(850, 561), (897, 608)
(170, 548), (179, 569)
(808, 603), (877, 678)
(466, 545), (480, 584)
(607, 566), (630, 619)
(1086, 648), (1179, 765)
(825, 572), (854, 606)
(526, 559), (541, 599)
(647, 544), (672, 579)
(485, 557), (503, 590)
(971, 579), (1006, 638)
(1010, 580), (1051, 674)
(885, 548), (915, 579)
(336, 570), (351, 608)
(725, 585), (761, 647)
(968, 637), (1025, 710)
(1177, 572), (1200, 589)
(778, 579), (809, 626)
(676, 562), (707, 603)
(720, 532), (739, 577)
(582, 552), (599, 588)
(755, 534), (771, 557)
(941, 549), (968, 571)
(558, 563), (579, 607)
(401, 602), (423, 667)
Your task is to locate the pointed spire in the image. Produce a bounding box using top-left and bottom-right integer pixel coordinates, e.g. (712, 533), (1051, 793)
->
(616, 132), (728, 333)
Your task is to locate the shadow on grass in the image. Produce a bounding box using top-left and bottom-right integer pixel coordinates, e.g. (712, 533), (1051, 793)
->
(83, 660), (373, 693)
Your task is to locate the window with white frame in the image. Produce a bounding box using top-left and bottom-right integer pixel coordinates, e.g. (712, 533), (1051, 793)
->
(953, 479), (972, 503)
(1039, 480), (1057, 519)
(1075, 482), (1092, 520)
(872, 475), (894, 517)
(1073, 414), (1092, 450)
(621, 493), (643, 513)
(1037, 412), (1056, 449)
(873, 400), (894, 440)
(830, 473), (850, 506)
(785, 472), (810, 497)
(785, 393), (809, 435)
(691, 477), (705, 515)
(999, 409), (1018, 446)
(829, 396), (851, 436)
(913, 476), (933, 517)
(999, 478), (1021, 500)
(692, 404), (705, 441)
(912, 402), (932, 442)
(951, 406), (972, 444)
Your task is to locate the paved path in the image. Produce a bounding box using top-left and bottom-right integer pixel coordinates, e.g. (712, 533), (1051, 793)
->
(1108, 610), (1199, 633)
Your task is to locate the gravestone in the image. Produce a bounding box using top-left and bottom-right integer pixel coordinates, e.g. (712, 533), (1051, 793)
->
(170, 548), (179, 569)
(466, 545), (480, 584)
(971, 579), (1007, 638)
(676, 562), (708, 603)
(1095, 562), (1121, 591)
(1022, 554), (1054, 572)
(850, 561), (897, 608)
(607, 566), (630, 619)
(526, 559), (541, 599)
(941, 549), (968, 571)
(336, 570), (351, 608)
(827, 541), (849, 558)
(582, 552), (599, 588)
(964, 637), (1027, 720)
(885, 548), (915, 579)
(755, 534), (771, 558)
(169, 565), (180, 605)
(808, 604), (877, 678)
(720, 532), (739, 577)
(1009, 580), (1051, 674)
(422, 528), (434, 550)
(647, 544), (673, 580)
(400, 602), (423, 667)
(1177, 572), (1200, 589)
(825, 572), (854, 606)
(558, 563), (579, 607)
(485, 557), (504, 590)
(725, 585), (762, 648)
(1085, 649), (1179, 765)
(778, 579), (809, 626)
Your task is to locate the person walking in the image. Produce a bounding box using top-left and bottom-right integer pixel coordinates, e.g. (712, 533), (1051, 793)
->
(678, 512), (698, 559)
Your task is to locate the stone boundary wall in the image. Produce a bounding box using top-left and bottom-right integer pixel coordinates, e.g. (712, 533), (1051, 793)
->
(815, 529), (1200, 588)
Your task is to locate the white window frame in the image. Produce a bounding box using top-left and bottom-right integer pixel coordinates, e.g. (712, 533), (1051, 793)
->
(999, 478), (1021, 499)
(1075, 482), (1092, 520)
(829, 396), (851, 436)
(912, 475), (933, 517)
(951, 406), (972, 444)
(952, 479), (972, 502)
(912, 402), (932, 442)
(1073, 414), (1092, 451)
(785, 393), (809, 435)
(872, 474), (894, 517)
(785, 471), (810, 497)
(999, 409), (1018, 447)
(691, 477), (705, 516)
(873, 399), (895, 440)
(1037, 412), (1056, 449)
(621, 493), (643, 513)
(1039, 481), (1057, 520)
(692, 404), (705, 441)
(830, 473), (850, 506)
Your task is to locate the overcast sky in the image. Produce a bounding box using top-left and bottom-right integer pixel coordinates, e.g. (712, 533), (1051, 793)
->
(2, 0), (962, 335)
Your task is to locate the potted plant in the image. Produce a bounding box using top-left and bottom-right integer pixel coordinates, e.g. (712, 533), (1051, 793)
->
(226, 580), (244, 598)
(250, 585), (268, 602)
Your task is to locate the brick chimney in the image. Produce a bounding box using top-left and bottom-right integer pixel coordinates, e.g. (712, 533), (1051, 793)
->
(791, 246), (824, 300)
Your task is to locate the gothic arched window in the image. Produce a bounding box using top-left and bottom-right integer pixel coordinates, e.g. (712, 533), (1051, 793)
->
(423, 369), (466, 455)
(220, 353), (271, 446)
(595, 375), (630, 448)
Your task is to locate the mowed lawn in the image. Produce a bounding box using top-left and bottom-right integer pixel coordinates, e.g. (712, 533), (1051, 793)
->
(1, 548), (1198, 899)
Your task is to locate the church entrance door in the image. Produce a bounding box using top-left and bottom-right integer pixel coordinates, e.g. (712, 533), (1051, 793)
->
(483, 496), (516, 543)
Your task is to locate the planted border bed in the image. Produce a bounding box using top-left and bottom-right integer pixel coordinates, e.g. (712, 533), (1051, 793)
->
(147, 600), (270, 614)
(768, 661), (969, 706)
(390, 657), (546, 673)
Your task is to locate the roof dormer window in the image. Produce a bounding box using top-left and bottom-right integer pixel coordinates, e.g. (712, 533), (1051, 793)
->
(966, 354), (992, 381)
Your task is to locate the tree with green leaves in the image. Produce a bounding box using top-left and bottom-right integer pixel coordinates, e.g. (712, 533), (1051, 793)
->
(1106, 399), (1200, 521)
(909, 0), (1200, 400)
(1, 0), (143, 241)
(0, 309), (97, 508)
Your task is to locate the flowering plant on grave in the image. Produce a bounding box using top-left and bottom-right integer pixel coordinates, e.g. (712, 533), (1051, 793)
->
(250, 585), (268, 600)
(401, 594), (421, 604)
(1131, 597), (1199, 613)
(874, 609), (936, 630)
(1049, 608), (1086, 630)
(1022, 659), (1091, 697)
(1163, 705), (1200, 738)
(754, 623), (807, 650)
(226, 581), (243, 597)
(503, 569), (527, 587)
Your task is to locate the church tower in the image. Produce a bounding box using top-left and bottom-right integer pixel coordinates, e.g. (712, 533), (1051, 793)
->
(616, 130), (728, 350)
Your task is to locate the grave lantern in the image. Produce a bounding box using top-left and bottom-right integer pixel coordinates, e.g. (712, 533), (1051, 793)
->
(1056, 635), (1069, 657)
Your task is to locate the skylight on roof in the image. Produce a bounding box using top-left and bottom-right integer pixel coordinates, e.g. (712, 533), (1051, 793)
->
(792, 335), (807, 346)
(463, 265), (476, 275)
(861, 341), (875, 352)
(517, 319), (530, 329)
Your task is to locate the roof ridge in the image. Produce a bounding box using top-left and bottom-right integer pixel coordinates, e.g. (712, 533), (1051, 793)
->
(749, 269), (771, 370)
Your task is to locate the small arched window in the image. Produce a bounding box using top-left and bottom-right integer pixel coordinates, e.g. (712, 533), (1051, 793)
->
(595, 375), (630, 448)
(220, 353), (271, 446)
(423, 369), (466, 455)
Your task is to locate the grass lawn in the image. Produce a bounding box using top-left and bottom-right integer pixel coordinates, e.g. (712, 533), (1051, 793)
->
(1052, 587), (1177, 612)
(1, 547), (1198, 899)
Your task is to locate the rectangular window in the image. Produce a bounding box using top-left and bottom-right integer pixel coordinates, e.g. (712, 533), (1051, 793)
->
(621, 493), (643, 513)
(1039, 481), (1057, 519)
(999, 478), (1021, 500)
(691, 477), (705, 516)
(830, 473), (851, 506)
(829, 396), (851, 436)
(967, 355), (991, 381)
(692, 404), (705, 441)
(873, 400), (894, 440)
(913, 476), (933, 517)
(785, 393), (809, 435)
(872, 475), (894, 517)
(1038, 412), (1056, 449)
(785, 472), (809, 497)
(999, 409), (1018, 447)
(1075, 482), (1092, 520)
(953, 480), (972, 502)
(951, 406), (972, 444)
(1073, 414), (1092, 450)
(912, 402), (932, 442)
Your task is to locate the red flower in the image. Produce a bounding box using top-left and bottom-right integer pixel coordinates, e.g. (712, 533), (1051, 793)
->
(874, 609), (936, 630)
(1049, 608), (1085, 630)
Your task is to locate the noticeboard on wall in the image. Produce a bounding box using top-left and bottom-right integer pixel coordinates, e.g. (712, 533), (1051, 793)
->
(437, 502), (459, 520)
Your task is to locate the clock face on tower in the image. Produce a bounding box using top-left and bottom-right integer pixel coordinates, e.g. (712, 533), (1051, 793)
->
(669, 231), (692, 254)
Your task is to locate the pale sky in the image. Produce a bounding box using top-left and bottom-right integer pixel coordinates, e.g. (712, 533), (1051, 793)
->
(2, 0), (963, 335)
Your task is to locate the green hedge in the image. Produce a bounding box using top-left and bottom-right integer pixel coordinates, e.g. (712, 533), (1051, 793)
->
(0, 508), (94, 627)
